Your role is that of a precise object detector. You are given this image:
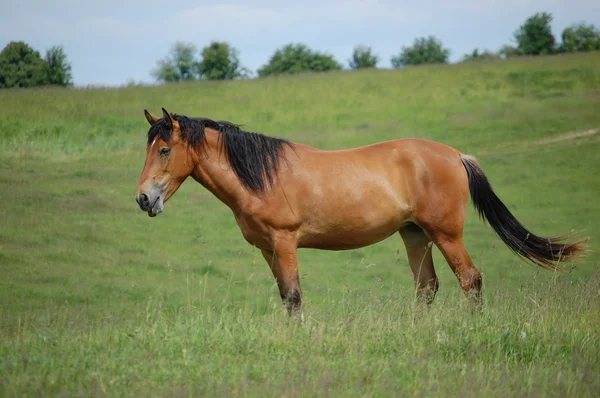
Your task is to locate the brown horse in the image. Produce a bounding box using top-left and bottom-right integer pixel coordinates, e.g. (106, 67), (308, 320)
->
(136, 108), (586, 314)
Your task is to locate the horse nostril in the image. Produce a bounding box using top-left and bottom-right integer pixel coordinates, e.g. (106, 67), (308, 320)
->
(137, 193), (150, 209)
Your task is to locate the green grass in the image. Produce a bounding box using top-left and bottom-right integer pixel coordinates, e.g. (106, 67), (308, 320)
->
(1, 52), (600, 396)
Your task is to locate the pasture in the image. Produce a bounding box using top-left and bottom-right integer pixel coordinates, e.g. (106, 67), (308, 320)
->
(1, 52), (600, 396)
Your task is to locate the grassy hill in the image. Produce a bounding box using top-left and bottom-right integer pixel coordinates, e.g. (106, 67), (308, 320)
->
(1, 52), (599, 396)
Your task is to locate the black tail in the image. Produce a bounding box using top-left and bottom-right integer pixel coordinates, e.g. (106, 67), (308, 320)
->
(460, 155), (587, 270)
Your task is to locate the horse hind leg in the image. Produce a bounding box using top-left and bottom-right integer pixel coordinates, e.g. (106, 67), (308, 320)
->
(414, 163), (483, 308)
(399, 223), (439, 305)
(431, 232), (482, 309)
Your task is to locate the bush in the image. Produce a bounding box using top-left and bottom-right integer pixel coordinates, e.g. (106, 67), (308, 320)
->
(498, 45), (523, 59)
(461, 49), (501, 62)
(391, 36), (450, 67)
(258, 44), (341, 77)
(348, 46), (378, 69)
(560, 23), (600, 53)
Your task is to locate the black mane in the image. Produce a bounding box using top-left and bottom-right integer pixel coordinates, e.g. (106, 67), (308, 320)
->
(147, 114), (292, 194)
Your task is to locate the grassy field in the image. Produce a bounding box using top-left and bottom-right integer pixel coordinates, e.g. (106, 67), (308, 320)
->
(1, 52), (600, 396)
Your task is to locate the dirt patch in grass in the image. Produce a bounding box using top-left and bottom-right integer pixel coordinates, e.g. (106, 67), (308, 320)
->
(478, 128), (599, 156)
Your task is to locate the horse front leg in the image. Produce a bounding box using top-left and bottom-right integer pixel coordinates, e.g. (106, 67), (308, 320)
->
(261, 238), (303, 317)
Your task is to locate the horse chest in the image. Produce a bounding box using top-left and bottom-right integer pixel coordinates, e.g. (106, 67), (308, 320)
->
(233, 213), (272, 250)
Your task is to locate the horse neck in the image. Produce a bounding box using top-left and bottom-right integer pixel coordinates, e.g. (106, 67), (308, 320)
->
(189, 128), (249, 212)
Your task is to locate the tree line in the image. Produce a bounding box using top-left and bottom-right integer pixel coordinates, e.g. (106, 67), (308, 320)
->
(151, 12), (600, 82)
(1, 12), (599, 88)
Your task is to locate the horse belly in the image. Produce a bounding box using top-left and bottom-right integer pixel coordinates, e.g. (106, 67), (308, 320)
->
(300, 229), (400, 250)
(296, 147), (415, 250)
(298, 200), (411, 250)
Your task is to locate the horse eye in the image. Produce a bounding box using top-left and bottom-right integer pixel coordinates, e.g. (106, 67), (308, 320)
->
(159, 147), (171, 156)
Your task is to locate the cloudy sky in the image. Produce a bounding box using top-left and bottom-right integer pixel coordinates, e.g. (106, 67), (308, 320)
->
(1, 0), (598, 86)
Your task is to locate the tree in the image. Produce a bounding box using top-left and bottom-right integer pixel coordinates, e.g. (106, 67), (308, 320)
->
(560, 23), (600, 53)
(197, 41), (249, 80)
(258, 44), (342, 77)
(348, 45), (378, 69)
(44, 46), (72, 86)
(514, 12), (556, 55)
(151, 42), (198, 82)
(461, 48), (500, 62)
(0, 41), (47, 88)
(390, 36), (450, 68)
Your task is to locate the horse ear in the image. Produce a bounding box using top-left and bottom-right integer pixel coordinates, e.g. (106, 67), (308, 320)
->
(144, 109), (159, 126)
(162, 108), (174, 130)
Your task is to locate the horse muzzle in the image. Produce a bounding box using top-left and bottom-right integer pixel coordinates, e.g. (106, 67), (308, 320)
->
(136, 187), (164, 217)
